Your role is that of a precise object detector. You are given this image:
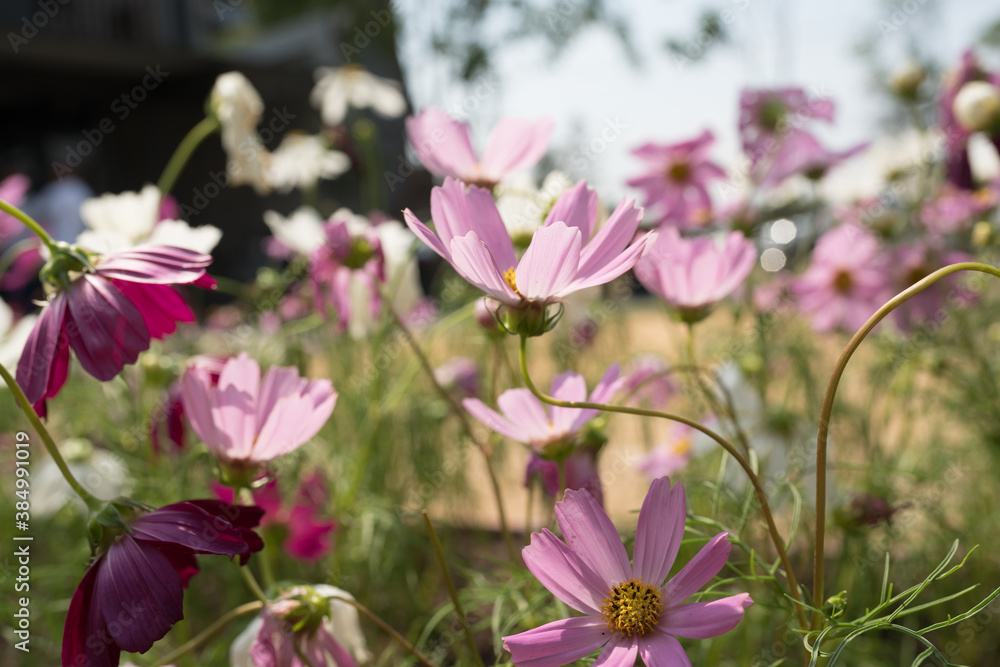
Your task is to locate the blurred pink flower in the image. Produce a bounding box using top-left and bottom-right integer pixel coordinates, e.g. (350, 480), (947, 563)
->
(0, 173), (30, 244)
(403, 179), (649, 330)
(463, 366), (624, 456)
(434, 356), (480, 399)
(792, 224), (891, 333)
(181, 353), (336, 470)
(920, 186), (995, 236)
(759, 131), (867, 187)
(636, 425), (694, 480)
(622, 355), (676, 411)
(525, 447), (603, 505)
(890, 242), (973, 332)
(16, 245), (214, 413)
(502, 478), (752, 665)
(739, 87), (835, 171)
(63, 500), (263, 667)
(406, 108), (553, 188)
(626, 130), (726, 228)
(635, 227), (756, 322)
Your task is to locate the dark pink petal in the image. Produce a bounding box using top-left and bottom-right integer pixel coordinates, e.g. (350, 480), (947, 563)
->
(113, 281), (194, 339)
(62, 557), (120, 667)
(96, 536), (183, 652)
(555, 488), (632, 588)
(65, 275), (150, 381)
(632, 478), (686, 586)
(284, 505), (336, 562)
(661, 531), (732, 604)
(637, 631), (692, 667)
(157, 546), (200, 587)
(95, 244), (212, 285)
(502, 616), (609, 667)
(522, 529), (608, 614)
(659, 593), (753, 639)
(16, 291), (69, 406)
(593, 635), (638, 666)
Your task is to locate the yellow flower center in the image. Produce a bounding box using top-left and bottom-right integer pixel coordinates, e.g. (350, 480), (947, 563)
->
(503, 267), (522, 296)
(600, 578), (665, 637)
(672, 436), (692, 456)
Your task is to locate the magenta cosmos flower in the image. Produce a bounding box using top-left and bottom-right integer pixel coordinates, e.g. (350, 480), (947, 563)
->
(503, 477), (752, 665)
(406, 108), (553, 188)
(635, 227), (756, 323)
(739, 87), (835, 180)
(63, 499), (264, 667)
(16, 244), (214, 412)
(626, 130), (726, 228)
(792, 224), (892, 333)
(759, 131), (866, 188)
(463, 366), (624, 457)
(404, 179), (649, 334)
(181, 353), (337, 474)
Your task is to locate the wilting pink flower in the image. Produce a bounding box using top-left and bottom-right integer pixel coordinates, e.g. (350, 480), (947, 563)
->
(0, 173), (30, 244)
(16, 245), (214, 412)
(637, 425), (694, 480)
(404, 179), (649, 332)
(939, 50), (1000, 190)
(635, 227), (756, 322)
(526, 447), (603, 505)
(216, 474), (336, 562)
(63, 500), (263, 667)
(890, 242), (973, 332)
(503, 478), (752, 665)
(920, 186), (996, 236)
(626, 130), (726, 228)
(463, 366), (624, 457)
(622, 355), (676, 410)
(181, 353), (337, 471)
(792, 224), (891, 333)
(759, 131), (866, 187)
(406, 108), (552, 188)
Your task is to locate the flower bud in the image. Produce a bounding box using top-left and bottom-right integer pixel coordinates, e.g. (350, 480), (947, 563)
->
(953, 81), (1000, 133)
(889, 60), (926, 100)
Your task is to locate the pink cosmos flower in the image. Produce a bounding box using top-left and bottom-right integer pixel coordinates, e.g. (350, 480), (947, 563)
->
(434, 356), (480, 399)
(63, 499), (264, 667)
(463, 366), (624, 457)
(502, 477), (752, 665)
(637, 425), (695, 480)
(759, 131), (867, 187)
(890, 242), (973, 332)
(920, 186), (996, 236)
(403, 179), (649, 332)
(16, 244), (214, 412)
(622, 355), (676, 411)
(792, 224), (892, 333)
(181, 353), (337, 471)
(635, 227), (756, 322)
(626, 130), (726, 228)
(406, 108), (553, 188)
(151, 356), (227, 454)
(526, 447), (603, 506)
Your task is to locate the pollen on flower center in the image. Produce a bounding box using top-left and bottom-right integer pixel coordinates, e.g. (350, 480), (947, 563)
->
(503, 267), (522, 296)
(600, 578), (665, 637)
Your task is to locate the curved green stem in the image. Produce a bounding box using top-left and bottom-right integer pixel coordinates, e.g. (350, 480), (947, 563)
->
(0, 361), (99, 507)
(151, 601), (264, 667)
(157, 116), (221, 195)
(330, 595), (437, 667)
(812, 261), (1000, 627)
(0, 198), (56, 251)
(518, 335), (809, 628)
(238, 560), (269, 603)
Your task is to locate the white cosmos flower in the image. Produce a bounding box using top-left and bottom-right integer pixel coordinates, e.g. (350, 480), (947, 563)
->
(0, 299), (35, 372)
(311, 64), (407, 126)
(263, 206), (326, 255)
(210, 72), (274, 194)
(494, 170), (574, 245)
(268, 133), (351, 193)
(77, 184), (221, 254)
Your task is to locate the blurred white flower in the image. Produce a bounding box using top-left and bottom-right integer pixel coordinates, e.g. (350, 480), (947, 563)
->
(77, 184), (221, 254)
(32, 438), (129, 518)
(494, 170), (574, 245)
(819, 129), (941, 203)
(0, 299), (35, 372)
(311, 64), (406, 126)
(953, 80), (1000, 133)
(263, 206), (326, 255)
(268, 133), (351, 193)
(210, 72), (274, 194)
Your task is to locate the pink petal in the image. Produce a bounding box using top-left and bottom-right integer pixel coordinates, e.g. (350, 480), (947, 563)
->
(659, 593), (753, 639)
(406, 108), (478, 178)
(481, 117), (554, 181)
(432, 178), (517, 270)
(284, 505), (336, 562)
(632, 478), (686, 586)
(209, 382), (258, 462)
(548, 372), (588, 434)
(516, 221), (582, 300)
(253, 389), (334, 462)
(544, 180), (598, 241)
(95, 244), (211, 285)
(65, 275), (150, 381)
(181, 367), (222, 452)
(555, 488), (631, 588)
(638, 631), (692, 667)
(496, 389), (555, 443)
(63, 558), (119, 667)
(316, 626), (359, 667)
(449, 231), (520, 305)
(662, 531), (732, 604)
(502, 615), (609, 667)
(576, 198), (644, 279)
(463, 397), (532, 443)
(403, 209), (450, 261)
(16, 292), (69, 406)
(97, 536), (183, 652)
(522, 529), (609, 614)
(593, 635), (638, 667)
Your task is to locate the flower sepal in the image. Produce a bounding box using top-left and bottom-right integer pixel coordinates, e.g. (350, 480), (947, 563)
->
(38, 242), (93, 290)
(282, 586), (334, 637)
(497, 302), (563, 338)
(85, 498), (147, 554)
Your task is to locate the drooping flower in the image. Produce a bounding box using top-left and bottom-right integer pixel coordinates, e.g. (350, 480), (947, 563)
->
(77, 184), (221, 254)
(267, 132), (351, 193)
(758, 131), (867, 188)
(181, 353), (337, 477)
(63, 500), (264, 667)
(311, 64), (407, 126)
(463, 365), (624, 460)
(403, 178), (649, 335)
(635, 227), (756, 323)
(791, 224), (891, 333)
(16, 244), (215, 411)
(230, 584), (372, 667)
(502, 477), (752, 665)
(738, 87), (835, 182)
(626, 130), (726, 228)
(406, 108), (553, 188)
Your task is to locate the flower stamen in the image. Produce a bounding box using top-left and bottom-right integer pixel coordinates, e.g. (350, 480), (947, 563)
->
(600, 578), (665, 637)
(503, 267), (522, 297)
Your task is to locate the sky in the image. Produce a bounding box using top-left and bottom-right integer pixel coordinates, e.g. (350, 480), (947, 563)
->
(395, 0), (1000, 204)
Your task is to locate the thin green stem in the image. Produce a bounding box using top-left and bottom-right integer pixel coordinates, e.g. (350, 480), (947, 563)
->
(0, 198), (56, 250)
(238, 560), (269, 603)
(151, 601), (264, 667)
(517, 335), (809, 629)
(423, 511), (484, 667)
(330, 595), (437, 667)
(0, 361), (98, 506)
(157, 116), (221, 196)
(812, 261), (1000, 627)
